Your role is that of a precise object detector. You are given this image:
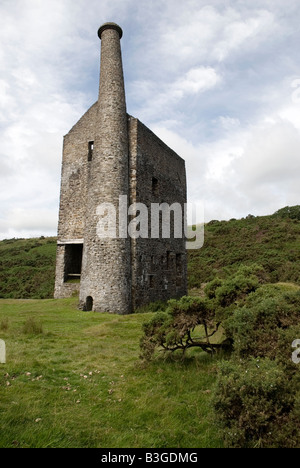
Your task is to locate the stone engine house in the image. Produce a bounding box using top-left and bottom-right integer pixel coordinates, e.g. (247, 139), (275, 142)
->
(54, 23), (187, 314)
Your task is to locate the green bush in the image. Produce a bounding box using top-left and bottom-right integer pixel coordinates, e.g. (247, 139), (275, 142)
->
(213, 283), (300, 448)
(140, 296), (224, 360)
(274, 206), (300, 221)
(213, 358), (300, 448)
(205, 264), (264, 307)
(224, 285), (300, 359)
(213, 266), (261, 308)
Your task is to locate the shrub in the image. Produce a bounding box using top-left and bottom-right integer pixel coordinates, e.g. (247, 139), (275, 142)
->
(204, 278), (222, 299)
(274, 206), (300, 221)
(213, 358), (300, 448)
(140, 265), (267, 361)
(214, 284), (300, 448)
(205, 264), (264, 309)
(224, 285), (300, 359)
(140, 296), (224, 360)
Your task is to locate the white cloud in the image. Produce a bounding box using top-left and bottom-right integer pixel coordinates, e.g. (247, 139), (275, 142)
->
(129, 66), (221, 123)
(152, 104), (300, 222)
(155, 6), (279, 68)
(0, 0), (104, 239)
(172, 67), (221, 97)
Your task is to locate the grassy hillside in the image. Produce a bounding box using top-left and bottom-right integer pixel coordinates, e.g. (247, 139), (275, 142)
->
(189, 207), (300, 289)
(0, 298), (221, 448)
(0, 206), (299, 298)
(0, 237), (57, 299)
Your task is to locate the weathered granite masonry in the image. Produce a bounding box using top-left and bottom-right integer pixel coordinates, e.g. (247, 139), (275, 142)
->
(54, 22), (187, 313)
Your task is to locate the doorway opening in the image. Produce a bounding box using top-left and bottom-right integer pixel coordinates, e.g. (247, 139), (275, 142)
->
(85, 296), (93, 312)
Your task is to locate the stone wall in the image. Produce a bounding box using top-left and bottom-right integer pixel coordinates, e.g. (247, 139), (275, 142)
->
(128, 117), (187, 309)
(54, 103), (97, 299)
(56, 103), (97, 241)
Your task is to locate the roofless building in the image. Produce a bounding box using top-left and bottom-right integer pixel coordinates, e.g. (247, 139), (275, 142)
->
(54, 23), (187, 313)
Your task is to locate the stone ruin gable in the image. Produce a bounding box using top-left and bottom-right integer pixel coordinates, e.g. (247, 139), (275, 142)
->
(54, 102), (98, 299)
(128, 116), (188, 309)
(57, 102), (98, 241)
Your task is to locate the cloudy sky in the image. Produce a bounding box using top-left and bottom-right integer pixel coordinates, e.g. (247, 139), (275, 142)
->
(0, 0), (300, 238)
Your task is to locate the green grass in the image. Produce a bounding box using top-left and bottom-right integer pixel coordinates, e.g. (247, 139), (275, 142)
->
(0, 298), (222, 448)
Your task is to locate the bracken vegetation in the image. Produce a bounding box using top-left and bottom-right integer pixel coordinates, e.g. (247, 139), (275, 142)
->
(188, 206), (300, 288)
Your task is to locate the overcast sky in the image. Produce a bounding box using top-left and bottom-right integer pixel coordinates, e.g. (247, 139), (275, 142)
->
(0, 0), (300, 239)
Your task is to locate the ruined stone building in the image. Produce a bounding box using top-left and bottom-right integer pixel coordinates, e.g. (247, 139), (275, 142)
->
(54, 23), (187, 314)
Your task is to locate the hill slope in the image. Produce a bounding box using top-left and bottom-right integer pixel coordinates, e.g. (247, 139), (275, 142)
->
(0, 206), (299, 298)
(0, 237), (57, 299)
(189, 207), (300, 288)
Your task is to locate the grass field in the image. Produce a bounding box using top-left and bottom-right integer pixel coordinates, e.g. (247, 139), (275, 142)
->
(0, 297), (222, 448)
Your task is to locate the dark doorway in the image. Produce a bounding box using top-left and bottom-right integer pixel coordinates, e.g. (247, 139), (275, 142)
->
(64, 244), (83, 282)
(85, 296), (93, 312)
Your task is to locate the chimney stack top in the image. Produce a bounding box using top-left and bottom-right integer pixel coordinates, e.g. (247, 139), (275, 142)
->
(98, 22), (123, 40)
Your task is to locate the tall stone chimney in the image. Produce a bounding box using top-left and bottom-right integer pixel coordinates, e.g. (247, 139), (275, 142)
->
(79, 23), (131, 314)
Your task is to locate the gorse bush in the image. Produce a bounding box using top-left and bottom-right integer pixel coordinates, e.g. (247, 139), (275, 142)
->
(140, 296), (224, 360)
(206, 264), (264, 314)
(213, 358), (300, 448)
(224, 285), (300, 359)
(213, 283), (300, 448)
(140, 264), (264, 361)
(274, 205), (300, 221)
(141, 264), (300, 447)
